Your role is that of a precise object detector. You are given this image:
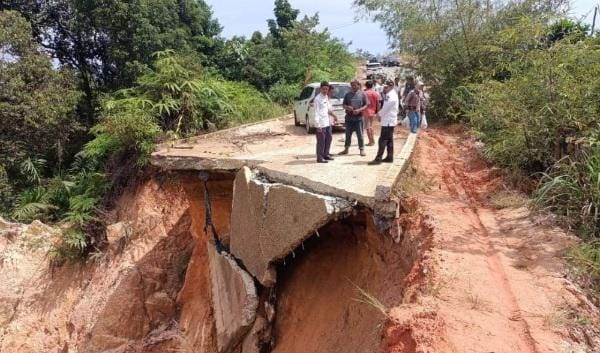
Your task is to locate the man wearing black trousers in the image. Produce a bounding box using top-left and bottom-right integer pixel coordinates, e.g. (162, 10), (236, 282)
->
(369, 80), (399, 165)
(339, 80), (368, 156)
(314, 81), (337, 163)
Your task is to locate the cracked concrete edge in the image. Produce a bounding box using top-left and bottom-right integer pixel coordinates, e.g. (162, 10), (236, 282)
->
(150, 154), (266, 172)
(153, 114), (293, 151)
(255, 165), (373, 207)
(251, 172), (356, 210)
(247, 169), (355, 283)
(375, 132), (418, 202)
(260, 194), (354, 267)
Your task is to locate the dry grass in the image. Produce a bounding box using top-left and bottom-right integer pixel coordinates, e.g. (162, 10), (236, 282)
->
(352, 283), (390, 319)
(395, 166), (436, 197)
(542, 303), (592, 330)
(489, 190), (528, 209)
(423, 271), (458, 298)
(465, 280), (492, 312)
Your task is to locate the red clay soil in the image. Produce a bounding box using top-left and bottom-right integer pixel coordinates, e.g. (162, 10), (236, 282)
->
(272, 210), (431, 353)
(378, 126), (599, 353)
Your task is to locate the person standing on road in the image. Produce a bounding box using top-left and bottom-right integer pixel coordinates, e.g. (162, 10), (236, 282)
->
(394, 77), (403, 111)
(416, 81), (427, 127)
(314, 81), (337, 163)
(369, 80), (399, 165)
(327, 84), (338, 155)
(404, 85), (421, 134)
(394, 77), (401, 95)
(375, 78), (385, 108)
(363, 80), (381, 146)
(401, 76), (415, 102)
(339, 80), (368, 156)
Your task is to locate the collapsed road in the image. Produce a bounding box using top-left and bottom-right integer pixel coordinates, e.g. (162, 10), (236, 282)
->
(150, 116), (418, 353)
(1, 117), (597, 353)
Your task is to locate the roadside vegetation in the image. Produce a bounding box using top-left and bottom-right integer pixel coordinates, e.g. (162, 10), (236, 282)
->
(356, 0), (600, 297)
(0, 0), (356, 261)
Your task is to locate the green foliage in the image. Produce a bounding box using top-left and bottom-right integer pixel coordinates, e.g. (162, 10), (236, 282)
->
(222, 81), (287, 124)
(1, 1), (355, 266)
(0, 10), (82, 215)
(0, 166), (14, 215)
(12, 186), (57, 223)
(566, 241), (600, 298)
(467, 37), (600, 172)
(217, 4), (356, 90)
(546, 18), (590, 44)
(2, 0), (222, 92)
(48, 228), (89, 263)
(533, 147), (600, 239)
(87, 50), (284, 165)
(357, 0), (600, 292)
(268, 81), (301, 106)
(268, 0), (300, 37)
(355, 0), (567, 119)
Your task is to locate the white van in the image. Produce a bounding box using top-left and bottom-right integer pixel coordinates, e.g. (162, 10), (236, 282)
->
(293, 82), (351, 133)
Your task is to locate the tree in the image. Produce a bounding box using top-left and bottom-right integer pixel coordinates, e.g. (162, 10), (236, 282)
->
(268, 0), (299, 37)
(546, 18), (589, 44)
(1, 0), (223, 122)
(0, 10), (81, 212)
(221, 3), (356, 92)
(354, 0), (568, 118)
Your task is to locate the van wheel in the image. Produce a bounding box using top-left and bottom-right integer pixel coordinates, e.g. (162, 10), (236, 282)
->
(294, 111), (300, 126)
(305, 115), (315, 134)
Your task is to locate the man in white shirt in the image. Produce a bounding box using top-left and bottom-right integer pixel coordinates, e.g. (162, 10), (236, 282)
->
(314, 81), (337, 163)
(369, 79), (399, 165)
(374, 78), (385, 109)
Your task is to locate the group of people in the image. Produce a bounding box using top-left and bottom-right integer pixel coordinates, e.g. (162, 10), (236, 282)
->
(313, 76), (426, 164)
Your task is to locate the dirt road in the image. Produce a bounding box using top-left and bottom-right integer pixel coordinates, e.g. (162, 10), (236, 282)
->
(382, 126), (599, 353)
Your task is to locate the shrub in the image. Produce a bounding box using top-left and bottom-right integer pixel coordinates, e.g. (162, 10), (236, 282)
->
(268, 81), (300, 106)
(533, 146), (600, 239)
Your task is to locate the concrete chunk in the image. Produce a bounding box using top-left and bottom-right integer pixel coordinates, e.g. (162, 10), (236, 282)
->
(230, 167), (352, 285)
(208, 243), (258, 353)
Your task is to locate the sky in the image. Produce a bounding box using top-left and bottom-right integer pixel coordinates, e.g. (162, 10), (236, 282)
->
(205, 0), (600, 54)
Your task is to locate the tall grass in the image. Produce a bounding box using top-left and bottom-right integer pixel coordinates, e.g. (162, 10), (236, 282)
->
(533, 147), (600, 240)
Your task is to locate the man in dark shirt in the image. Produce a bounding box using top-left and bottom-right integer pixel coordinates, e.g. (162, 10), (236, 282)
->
(339, 80), (368, 156)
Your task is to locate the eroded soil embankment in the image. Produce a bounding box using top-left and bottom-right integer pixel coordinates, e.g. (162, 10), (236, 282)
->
(0, 173), (235, 353)
(4, 125), (598, 353)
(273, 209), (431, 353)
(377, 125), (600, 353)
(0, 168), (433, 353)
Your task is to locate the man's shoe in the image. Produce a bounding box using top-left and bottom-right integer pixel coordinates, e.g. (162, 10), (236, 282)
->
(367, 142), (376, 146)
(325, 156), (335, 161)
(382, 158), (394, 163)
(360, 150), (366, 157)
(338, 148), (349, 155)
(368, 159), (382, 165)
(317, 160), (329, 164)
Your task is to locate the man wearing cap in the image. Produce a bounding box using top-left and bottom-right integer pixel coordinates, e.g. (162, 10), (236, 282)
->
(369, 79), (399, 165)
(314, 81), (337, 163)
(339, 80), (368, 156)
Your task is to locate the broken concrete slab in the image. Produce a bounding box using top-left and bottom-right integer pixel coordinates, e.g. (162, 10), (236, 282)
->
(229, 167), (353, 285)
(207, 243), (259, 353)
